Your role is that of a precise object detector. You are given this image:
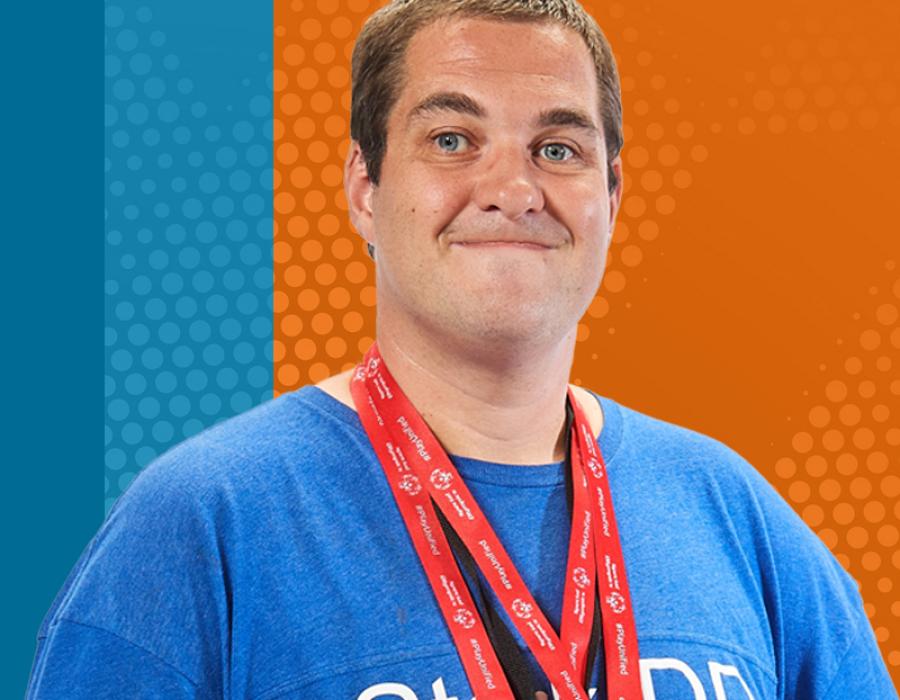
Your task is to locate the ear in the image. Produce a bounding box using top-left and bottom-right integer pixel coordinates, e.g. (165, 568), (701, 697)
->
(607, 155), (623, 234)
(344, 140), (376, 247)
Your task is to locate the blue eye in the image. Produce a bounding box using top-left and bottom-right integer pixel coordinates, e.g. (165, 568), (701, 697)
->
(434, 133), (468, 152)
(540, 143), (574, 161)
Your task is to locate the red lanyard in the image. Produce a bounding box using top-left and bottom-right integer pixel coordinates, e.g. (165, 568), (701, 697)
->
(350, 343), (642, 700)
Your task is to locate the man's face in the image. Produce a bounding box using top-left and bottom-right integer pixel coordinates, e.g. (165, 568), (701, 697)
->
(346, 17), (622, 350)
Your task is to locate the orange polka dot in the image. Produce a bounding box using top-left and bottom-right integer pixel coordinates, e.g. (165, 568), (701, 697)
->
(788, 481), (810, 503)
(280, 314), (303, 337)
(832, 502), (855, 525)
(284, 265), (306, 288)
(310, 91), (334, 114)
(871, 404), (890, 422)
(839, 403), (861, 426)
(818, 527), (838, 549)
(802, 504), (824, 527)
(308, 362), (331, 383)
(279, 92), (302, 116)
(621, 245), (643, 267)
(623, 196), (646, 218)
(738, 117), (756, 135)
(775, 456), (797, 478)
(360, 286), (376, 307)
(809, 405), (831, 427)
(638, 220), (659, 241)
(864, 501), (886, 524)
(672, 170), (692, 189)
(357, 335), (374, 353)
(858, 380), (876, 398)
(640, 170), (663, 192)
(297, 289), (320, 311)
(850, 476), (872, 500)
(290, 166), (313, 189)
(287, 215), (310, 238)
(325, 336), (347, 359)
(276, 142), (299, 166)
(861, 552), (882, 572)
(860, 329), (881, 350)
(846, 526), (869, 549)
(273, 240), (294, 264)
(690, 145), (708, 162)
(273, 290), (289, 314)
(328, 287), (351, 309)
(880, 475), (900, 499)
(791, 432), (814, 454)
(327, 66), (350, 89)
(657, 144), (679, 166)
(324, 116), (346, 140)
(852, 427), (875, 450)
(293, 116), (315, 140)
(825, 379), (848, 402)
(822, 428), (845, 451)
(804, 455), (827, 477)
(274, 192), (296, 216)
(655, 195), (675, 215)
(603, 270), (626, 293)
(311, 313), (334, 335)
(300, 239), (323, 262)
(272, 339), (286, 363)
(877, 525), (899, 548)
(304, 190), (327, 213)
(277, 363), (300, 386)
(819, 478), (842, 501)
(345, 261), (368, 284)
(331, 237), (354, 260)
(646, 123), (664, 141)
(627, 146), (649, 168)
(294, 338), (317, 361)
(307, 140), (330, 163)
(587, 295), (610, 319)
(319, 213), (340, 236)
(330, 17), (353, 38)
(343, 311), (364, 333)
(283, 44), (305, 66)
(315, 263), (337, 286)
(835, 452), (859, 476)
(577, 323), (591, 342)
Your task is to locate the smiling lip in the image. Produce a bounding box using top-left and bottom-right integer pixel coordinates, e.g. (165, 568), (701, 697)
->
(450, 240), (555, 250)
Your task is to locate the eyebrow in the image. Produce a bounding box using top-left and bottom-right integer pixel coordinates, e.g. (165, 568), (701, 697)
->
(406, 91), (598, 135)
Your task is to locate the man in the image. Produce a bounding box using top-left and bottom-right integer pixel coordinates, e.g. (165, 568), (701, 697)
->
(28, 1), (896, 698)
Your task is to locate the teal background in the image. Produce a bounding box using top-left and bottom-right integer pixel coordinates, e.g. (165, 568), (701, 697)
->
(4, 1), (271, 697)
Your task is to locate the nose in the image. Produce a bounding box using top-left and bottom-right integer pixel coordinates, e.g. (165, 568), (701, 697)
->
(472, 147), (545, 220)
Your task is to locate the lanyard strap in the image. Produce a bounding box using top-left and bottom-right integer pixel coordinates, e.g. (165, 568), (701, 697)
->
(350, 344), (642, 700)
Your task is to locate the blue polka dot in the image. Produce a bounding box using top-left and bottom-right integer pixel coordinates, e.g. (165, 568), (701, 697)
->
(143, 128), (161, 146)
(182, 419), (205, 438)
(205, 125), (222, 142)
(109, 179), (125, 196)
(105, 55), (122, 77)
(192, 269), (214, 293)
(171, 176), (187, 193)
(152, 420), (174, 442)
(182, 198), (203, 219)
(249, 95), (271, 117)
(138, 396), (160, 419)
(219, 317), (242, 340)
(247, 365), (269, 389)
(122, 422), (144, 445)
(243, 193), (264, 216)
(150, 30), (166, 47)
(115, 301), (135, 321)
(191, 101), (208, 118)
(223, 269), (245, 292)
(253, 267), (273, 290)
(250, 316), (271, 339)
(216, 147), (237, 168)
(186, 369), (209, 391)
(169, 394), (191, 417)
(234, 342), (255, 364)
(127, 323), (150, 346)
(195, 221), (218, 243)
(129, 52), (152, 75)
(158, 153), (173, 168)
(163, 54), (179, 70)
(172, 345), (195, 368)
(257, 219), (274, 240)
(203, 343), (225, 366)
(136, 6), (152, 23)
(105, 104), (119, 127)
(154, 203), (170, 219)
(105, 279), (120, 296)
(177, 77), (194, 95)
(135, 447), (157, 469)
(159, 321), (181, 344)
(124, 372), (148, 395)
(187, 151), (204, 167)
(212, 196), (235, 218)
(155, 370), (177, 393)
(144, 297), (168, 320)
(175, 296), (198, 319)
(149, 249), (170, 270)
(233, 121), (254, 143)
(126, 102), (149, 126)
(105, 4), (125, 26)
(107, 230), (122, 247)
(230, 391), (253, 413)
(226, 220), (248, 241)
(229, 170), (251, 192)
(165, 223), (187, 244)
(246, 144), (268, 167)
(105, 424), (113, 446)
(123, 204), (139, 220)
(161, 272), (184, 294)
(131, 275), (151, 296)
(118, 472), (137, 491)
(198, 173), (220, 195)
(236, 292), (259, 315)
(259, 169), (275, 191)
(105, 157), (112, 172)
(206, 294), (228, 317)
(116, 29), (139, 52)
(106, 448), (127, 470)
(108, 398), (130, 421)
(200, 393), (222, 416)
(189, 320), (212, 342)
(126, 153), (143, 169)
(140, 178), (156, 194)
(141, 347), (164, 370)
(263, 340), (275, 362)
(105, 374), (117, 397)
(173, 126), (192, 144)
(216, 367), (239, 390)
(240, 243), (262, 266)
(110, 348), (134, 372)
(158, 100), (180, 122)
(112, 79), (135, 101)
(262, 119), (274, 141)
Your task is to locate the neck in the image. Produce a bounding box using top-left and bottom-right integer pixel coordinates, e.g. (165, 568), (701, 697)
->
(373, 315), (579, 465)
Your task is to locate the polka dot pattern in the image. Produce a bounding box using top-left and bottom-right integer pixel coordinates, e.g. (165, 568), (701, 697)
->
(105, 3), (273, 513)
(273, 0), (375, 393)
(777, 261), (900, 669)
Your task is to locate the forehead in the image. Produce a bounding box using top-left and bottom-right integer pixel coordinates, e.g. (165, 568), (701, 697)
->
(395, 17), (600, 123)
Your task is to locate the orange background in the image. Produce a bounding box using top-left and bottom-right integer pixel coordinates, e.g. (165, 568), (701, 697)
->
(272, 0), (900, 682)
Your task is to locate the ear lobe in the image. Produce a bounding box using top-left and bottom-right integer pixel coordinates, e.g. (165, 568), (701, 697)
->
(344, 141), (376, 246)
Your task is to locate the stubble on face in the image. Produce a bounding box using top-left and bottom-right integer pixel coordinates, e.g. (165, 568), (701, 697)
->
(368, 17), (617, 354)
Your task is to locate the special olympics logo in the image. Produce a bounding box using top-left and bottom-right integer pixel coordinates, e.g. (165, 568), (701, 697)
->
(606, 592), (627, 614)
(512, 599), (533, 620)
(453, 608), (476, 629)
(430, 468), (454, 491)
(572, 567), (590, 589)
(587, 457), (604, 479)
(354, 365), (367, 381)
(399, 474), (422, 496)
(366, 357), (381, 377)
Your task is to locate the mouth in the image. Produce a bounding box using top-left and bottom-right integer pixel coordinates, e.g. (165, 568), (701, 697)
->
(449, 240), (555, 251)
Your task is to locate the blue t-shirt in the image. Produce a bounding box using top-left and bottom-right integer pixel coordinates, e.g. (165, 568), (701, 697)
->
(27, 387), (896, 699)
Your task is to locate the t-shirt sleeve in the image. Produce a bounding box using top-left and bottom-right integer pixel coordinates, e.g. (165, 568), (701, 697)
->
(27, 619), (200, 699)
(26, 441), (231, 699)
